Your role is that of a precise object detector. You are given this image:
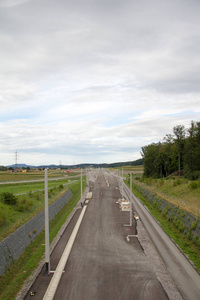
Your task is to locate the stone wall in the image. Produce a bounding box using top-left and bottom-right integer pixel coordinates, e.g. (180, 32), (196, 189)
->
(133, 183), (200, 248)
(0, 190), (72, 276)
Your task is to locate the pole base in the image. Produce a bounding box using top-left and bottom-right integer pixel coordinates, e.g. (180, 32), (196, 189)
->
(45, 262), (49, 276)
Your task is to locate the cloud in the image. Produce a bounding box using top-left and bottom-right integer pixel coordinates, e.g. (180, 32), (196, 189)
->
(0, 0), (200, 165)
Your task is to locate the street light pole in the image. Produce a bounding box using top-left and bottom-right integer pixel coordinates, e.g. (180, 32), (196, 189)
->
(130, 172), (132, 226)
(81, 168), (82, 202)
(45, 168), (50, 276)
(122, 167), (124, 198)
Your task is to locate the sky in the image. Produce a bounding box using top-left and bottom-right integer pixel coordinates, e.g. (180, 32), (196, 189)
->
(0, 0), (200, 166)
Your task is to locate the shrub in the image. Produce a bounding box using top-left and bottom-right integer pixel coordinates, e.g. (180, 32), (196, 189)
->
(190, 219), (198, 231)
(173, 178), (181, 187)
(1, 192), (17, 205)
(178, 221), (185, 232)
(158, 179), (164, 187)
(59, 184), (64, 190)
(17, 198), (33, 212)
(0, 211), (6, 226)
(185, 170), (200, 180)
(188, 181), (198, 190)
(193, 235), (200, 246)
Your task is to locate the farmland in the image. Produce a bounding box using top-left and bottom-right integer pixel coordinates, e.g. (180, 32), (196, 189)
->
(0, 169), (83, 241)
(0, 178), (86, 300)
(0, 169), (80, 182)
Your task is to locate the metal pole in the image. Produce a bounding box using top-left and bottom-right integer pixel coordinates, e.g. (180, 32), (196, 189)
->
(45, 168), (50, 276)
(122, 167), (124, 198)
(86, 169), (88, 186)
(81, 168), (82, 201)
(130, 172), (132, 226)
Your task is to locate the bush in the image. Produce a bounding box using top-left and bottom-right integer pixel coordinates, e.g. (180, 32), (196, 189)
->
(190, 220), (198, 231)
(1, 192), (17, 205)
(188, 181), (198, 190)
(185, 170), (200, 180)
(0, 211), (6, 226)
(17, 198), (34, 212)
(173, 178), (181, 187)
(158, 179), (164, 187)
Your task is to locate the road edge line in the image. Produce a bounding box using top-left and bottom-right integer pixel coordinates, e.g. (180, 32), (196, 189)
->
(42, 205), (87, 300)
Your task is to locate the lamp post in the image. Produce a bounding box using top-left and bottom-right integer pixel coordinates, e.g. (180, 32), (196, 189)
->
(81, 168), (82, 201)
(45, 168), (50, 276)
(122, 167), (124, 198)
(130, 172), (132, 226)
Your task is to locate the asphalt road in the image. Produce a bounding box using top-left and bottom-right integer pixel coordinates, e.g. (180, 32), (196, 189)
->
(122, 175), (200, 300)
(54, 170), (169, 300)
(24, 170), (169, 299)
(23, 169), (200, 300)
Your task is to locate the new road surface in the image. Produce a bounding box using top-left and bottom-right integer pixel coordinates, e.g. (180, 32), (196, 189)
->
(23, 169), (200, 300)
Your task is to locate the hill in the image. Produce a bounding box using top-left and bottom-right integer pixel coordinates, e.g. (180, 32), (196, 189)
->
(6, 158), (143, 169)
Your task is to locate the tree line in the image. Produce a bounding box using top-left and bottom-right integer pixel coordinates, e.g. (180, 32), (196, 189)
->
(141, 121), (200, 180)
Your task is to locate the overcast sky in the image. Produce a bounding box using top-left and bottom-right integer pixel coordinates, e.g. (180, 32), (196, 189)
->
(0, 0), (200, 166)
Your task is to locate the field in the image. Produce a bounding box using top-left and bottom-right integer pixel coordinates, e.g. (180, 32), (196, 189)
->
(0, 179), (86, 300)
(0, 169), (80, 182)
(0, 170), (84, 241)
(136, 176), (200, 218)
(112, 165), (144, 176)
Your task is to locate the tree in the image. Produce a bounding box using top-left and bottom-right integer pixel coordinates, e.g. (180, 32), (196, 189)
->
(141, 143), (162, 178)
(173, 125), (186, 176)
(184, 121), (200, 179)
(163, 134), (178, 176)
(0, 166), (7, 171)
(141, 121), (200, 180)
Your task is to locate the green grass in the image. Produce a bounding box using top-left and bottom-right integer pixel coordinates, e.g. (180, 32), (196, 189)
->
(137, 176), (200, 218)
(0, 179), (86, 300)
(0, 186), (66, 241)
(113, 165), (144, 174)
(0, 178), (74, 194)
(0, 177), (85, 241)
(0, 170), (66, 182)
(125, 179), (200, 272)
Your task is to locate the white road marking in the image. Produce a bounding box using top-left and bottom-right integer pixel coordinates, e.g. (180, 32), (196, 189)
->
(43, 205), (87, 300)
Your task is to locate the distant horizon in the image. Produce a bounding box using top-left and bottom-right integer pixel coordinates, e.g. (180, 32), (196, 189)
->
(4, 158), (143, 168)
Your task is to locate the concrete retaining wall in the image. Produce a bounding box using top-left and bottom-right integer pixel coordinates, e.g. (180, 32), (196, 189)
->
(0, 190), (72, 276)
(133, 183), (200, 248)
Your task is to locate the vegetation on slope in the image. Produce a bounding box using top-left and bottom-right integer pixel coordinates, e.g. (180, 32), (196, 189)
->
(0, 179), (86, 300)
(136, 176), (200, 218)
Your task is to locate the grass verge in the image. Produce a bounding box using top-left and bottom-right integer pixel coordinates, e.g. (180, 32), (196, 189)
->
(131, 185), (200, 273)
(0, 177), (80, 241)
(0, 179), (86, 300)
